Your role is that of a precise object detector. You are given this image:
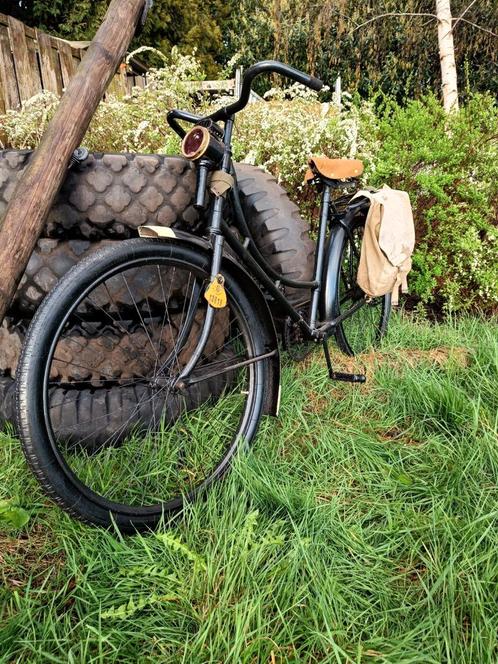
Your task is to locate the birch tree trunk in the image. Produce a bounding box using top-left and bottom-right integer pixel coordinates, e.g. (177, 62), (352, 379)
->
(436, 0), (459, 112)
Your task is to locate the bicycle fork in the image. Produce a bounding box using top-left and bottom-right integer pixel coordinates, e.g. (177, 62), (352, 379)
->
(174, 193), (227, 386)
(173, 117), (260, 388)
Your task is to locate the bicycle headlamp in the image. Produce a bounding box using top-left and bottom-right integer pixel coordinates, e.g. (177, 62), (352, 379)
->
(181, 126), (225, 162)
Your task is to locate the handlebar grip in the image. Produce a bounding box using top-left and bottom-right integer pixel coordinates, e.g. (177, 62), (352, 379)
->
(308, 75), (324, 92)
(208, 60), (325, 122)
(167, 109), (204, 138)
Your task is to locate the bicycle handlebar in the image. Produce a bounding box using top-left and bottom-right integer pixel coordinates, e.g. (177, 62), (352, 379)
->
(209, 60), (324, 122)
(167, 60), (324, 137)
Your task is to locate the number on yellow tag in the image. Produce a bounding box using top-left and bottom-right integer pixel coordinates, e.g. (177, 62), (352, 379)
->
(204, 274), (227, 309)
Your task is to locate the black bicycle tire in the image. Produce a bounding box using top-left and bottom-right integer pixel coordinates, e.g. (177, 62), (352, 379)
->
(328, 216), (391, 356)
(16, 239), (271, 531)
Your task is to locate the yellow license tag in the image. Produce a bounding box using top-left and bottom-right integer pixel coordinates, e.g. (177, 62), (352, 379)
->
(204, 274), (227, 309)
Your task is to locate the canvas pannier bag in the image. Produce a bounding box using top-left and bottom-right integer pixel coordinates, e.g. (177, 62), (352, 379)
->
(352, 186), (415, 305)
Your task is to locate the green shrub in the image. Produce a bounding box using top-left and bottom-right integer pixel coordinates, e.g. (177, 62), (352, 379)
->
(1, 54), (496, 315)
(370, 94), (498, 314)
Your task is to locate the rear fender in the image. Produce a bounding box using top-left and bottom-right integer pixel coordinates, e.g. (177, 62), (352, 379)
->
(320, 196), (370, 321)
(138, 226), (281, 416)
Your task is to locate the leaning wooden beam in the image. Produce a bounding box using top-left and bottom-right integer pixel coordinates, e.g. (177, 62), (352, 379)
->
(0, 0), (147, 324)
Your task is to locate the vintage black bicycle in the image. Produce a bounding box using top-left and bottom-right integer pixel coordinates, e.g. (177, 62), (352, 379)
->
(16, 61), (391, 531)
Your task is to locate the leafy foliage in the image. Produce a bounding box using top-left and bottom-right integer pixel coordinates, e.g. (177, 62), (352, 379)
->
(223, 0), (498, 100)
(3, 0), (496, 99)
(2, 0), (226, 75)
(370, 93), (498, 314)
(155, 532), (207, 571)
(0, 498), (30, 529)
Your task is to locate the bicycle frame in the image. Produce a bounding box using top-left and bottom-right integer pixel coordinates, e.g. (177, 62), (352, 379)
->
(168, 117), (369, 389)
(166, 61), (370, 385)
(225, 178), (355, 339)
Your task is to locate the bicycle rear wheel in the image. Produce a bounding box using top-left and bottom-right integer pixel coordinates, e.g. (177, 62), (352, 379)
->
(328, 215), (391, 356)
(16, 240), (270, 531)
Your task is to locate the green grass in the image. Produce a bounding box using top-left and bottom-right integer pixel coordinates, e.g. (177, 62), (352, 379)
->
(1, 313), (497, 663)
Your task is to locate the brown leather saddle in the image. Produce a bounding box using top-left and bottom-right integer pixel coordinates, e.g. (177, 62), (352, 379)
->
(305, 156), (364, 185)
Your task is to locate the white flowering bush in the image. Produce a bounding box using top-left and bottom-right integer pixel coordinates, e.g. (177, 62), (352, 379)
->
(0, 91), (59, 150)
(0, 47), (201, 154)
(231, 92), (381, 198)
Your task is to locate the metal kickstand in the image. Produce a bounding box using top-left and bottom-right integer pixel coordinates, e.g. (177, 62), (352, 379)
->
(322, 339), (366, 383)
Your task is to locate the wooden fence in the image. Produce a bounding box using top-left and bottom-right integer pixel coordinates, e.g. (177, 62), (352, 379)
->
(0, 13), (147, 113)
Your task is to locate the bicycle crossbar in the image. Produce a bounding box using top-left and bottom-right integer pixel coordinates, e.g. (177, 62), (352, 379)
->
(316, 297), (367, 336)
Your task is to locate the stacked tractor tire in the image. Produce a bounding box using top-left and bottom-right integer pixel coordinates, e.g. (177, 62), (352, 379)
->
(0, 149), (315, 441)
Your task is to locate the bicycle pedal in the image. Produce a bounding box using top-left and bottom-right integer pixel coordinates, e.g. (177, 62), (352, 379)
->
(329, 371), (366, 383)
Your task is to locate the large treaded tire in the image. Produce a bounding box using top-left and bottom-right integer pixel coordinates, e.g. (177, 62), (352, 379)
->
(0, 345), (235, 449)
(0, 150), (198, 240)
(235, 163), (315, 306)
(0, 153), (315, 438)
(12, 239), (111, 315)
(43, 346), (237, 452)
(0, 309), (229, 383)
(0, 376), (15, 425)
(13, 239), (192, 317)
(2, 156), (315, 315)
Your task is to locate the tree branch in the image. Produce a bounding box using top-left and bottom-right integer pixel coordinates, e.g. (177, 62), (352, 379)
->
(440, 0), (480, 41)
(352, 12), (437, 32)
(452, 0), (479, 32)
(352, 9), (498, 40)
(453, 17), (498, 39)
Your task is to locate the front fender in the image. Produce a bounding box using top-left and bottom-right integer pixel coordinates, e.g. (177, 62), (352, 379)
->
(138, 226), (281, 416)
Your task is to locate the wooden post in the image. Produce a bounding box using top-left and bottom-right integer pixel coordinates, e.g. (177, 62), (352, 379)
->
(0, 0), (147, 324)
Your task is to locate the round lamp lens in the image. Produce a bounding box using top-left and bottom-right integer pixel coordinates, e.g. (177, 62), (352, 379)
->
(182, 127), (209, 159)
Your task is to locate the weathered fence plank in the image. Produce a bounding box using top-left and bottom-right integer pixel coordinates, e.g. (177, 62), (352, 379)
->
(0, 12), (147, 110)
(37, 31), (61, 95)
(57, 39), (77, 90)
(0, 26), (19, 111)
(7, 16), (39, 101)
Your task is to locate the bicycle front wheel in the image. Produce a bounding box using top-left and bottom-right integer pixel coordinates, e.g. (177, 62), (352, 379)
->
(327, 215), (391, 356)
(17, 240), (270, 531)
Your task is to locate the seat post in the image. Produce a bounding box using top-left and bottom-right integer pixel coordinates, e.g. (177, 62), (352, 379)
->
(309, 184), (331, 330)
